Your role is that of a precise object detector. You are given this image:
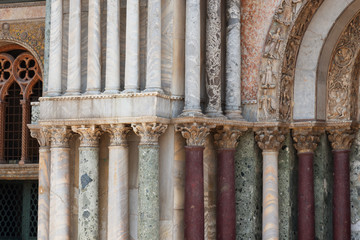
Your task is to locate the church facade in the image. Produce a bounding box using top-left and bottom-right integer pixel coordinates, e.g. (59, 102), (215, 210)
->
(0, 0), (359, 239)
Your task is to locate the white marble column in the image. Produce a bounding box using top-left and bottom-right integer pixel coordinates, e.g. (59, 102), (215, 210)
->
(65, 0), (81, 95)
(47, 0), (63, 96)
(72, 125), (101, 240)
(225, 0), (243, 120)
(181, 0), (203, 117)
(123, 0), (140, 93)
(86, 0), (101, 94)
(48, 126), (72, 240)
(255, 127), (285, 240)
(104, 0), (121, 94)
(144, 0), (163, 93)
(102, 124), (130, 239)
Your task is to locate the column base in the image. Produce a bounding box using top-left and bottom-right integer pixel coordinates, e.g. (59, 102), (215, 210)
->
(179, 109), (204, 118)
(103, 89), (120, 95)
(84, 90), (101, 95)
(64, 91), (81, 96)
(205, 111), (226, 119)
(225, 110), (244, 121)
(142, 88), (164, 94)
(46, 91), (62, 97)
(122, 88), (140, 94)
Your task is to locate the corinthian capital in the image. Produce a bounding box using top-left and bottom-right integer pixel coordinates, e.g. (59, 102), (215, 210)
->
(131, 123), (167, 145)
(214, 126), (246, 149)
(327, 127), (355, 151)
(72, 125), (102, 147)
(292, 128), (321, 153)
(30, 126), (51, 147)
(49, 126), (72, 148)
(255, 127), (286, 151)
(101, 124), (131, 146)
(175, 123), (214, 147)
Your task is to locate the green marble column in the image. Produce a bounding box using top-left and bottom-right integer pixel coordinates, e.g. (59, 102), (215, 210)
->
(350, 131), (360, 238)
(132, 123), (167, 240)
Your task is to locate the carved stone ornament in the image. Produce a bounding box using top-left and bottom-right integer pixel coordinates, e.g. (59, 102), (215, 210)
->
(175, 123), (214, 147)
(327, 128), (355, 151)
(264, 28), (283, 59)
(214, 126), (246, 150)
(101, 124), (131, 146)
(255, 127), (286, 151)
(30, 126), (50, 147)
(49, 126), (72, 148)
(292, 128), (321, 153)
(72, 125), (102, 147)
(131, 122), (167, 145)
(275, 0), (302, 25)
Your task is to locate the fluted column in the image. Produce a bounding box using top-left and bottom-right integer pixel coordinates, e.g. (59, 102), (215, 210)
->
(175, 123), (213, 240)
(86, 0), (101, 94)
(102, 124), (131, 239)
(29, 127), (51, 240)
(104, 0), (121, 94)
(132, 123), (167, 240)
(72, 125), (101, 240)
(65, 0), (81, 95)
(144, 0), (163, 93)
(181, 0), (203, 117)
(225, 0), (242, 120)
(328, 127), (355, 240)
(123, 0), (140, 93)
(214, 126), (245, 240)
(48, 126), (72, 240)
(255, 127), (286, 240)
(292, 128), (321, 240)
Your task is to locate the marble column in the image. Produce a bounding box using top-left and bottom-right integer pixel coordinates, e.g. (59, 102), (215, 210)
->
(225, 0), (243, 120)
(255, 127), (286, 240)
(328, 128), (355, 240)
(65, 0), (81, 95)
(47, 0), (62, 96)
(86, 0), (101, 94)
(20, 100), (30, 164)
(144, 0), (163, 93)
(72, 125), (101, 240)
(205, 0), (224, 118)
(214, 126), (244, 240)
(102, 124), (131, 239)
(48, 126), (72, 240)
(123, 0), (140, 93)
(181, 0), (203, 117)
(292, 128), (321, 240)
(29, 127), (51, 240)
(175, 123), (213, 240)
(104, 0), (121, 94)
(132, 123), (167, 240)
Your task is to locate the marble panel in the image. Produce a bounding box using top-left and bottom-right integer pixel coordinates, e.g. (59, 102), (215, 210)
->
(0, 6), (45, 21)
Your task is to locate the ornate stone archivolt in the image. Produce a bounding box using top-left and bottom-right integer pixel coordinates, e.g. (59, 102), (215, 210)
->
(255, 127), (286, 151)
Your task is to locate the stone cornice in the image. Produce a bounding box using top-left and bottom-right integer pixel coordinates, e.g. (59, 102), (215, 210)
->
(0, 164), (38, 180)
(175, 122), (215, 147)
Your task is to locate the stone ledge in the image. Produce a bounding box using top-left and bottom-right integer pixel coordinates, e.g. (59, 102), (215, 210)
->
(0, 164), (38, 180)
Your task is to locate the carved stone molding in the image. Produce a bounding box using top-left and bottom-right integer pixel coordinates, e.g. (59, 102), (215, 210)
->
(327, 127), (355, 151)
(175, 123), (214, 147)
(131, 122), (167, 145)
(29, 126), (50, 147)
(255, 127), (286, 151)
(49, 126), (72, 148)
(101, 124), (131, 146)
(292, 128), (322, 153)
(213, 126), (246, 150)
(72, 125), (102, 147)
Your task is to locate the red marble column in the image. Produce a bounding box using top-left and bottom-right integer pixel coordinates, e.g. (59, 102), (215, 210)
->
(216, 149), (236, 240)
(333, 150), (351, 240)
(297, 152), (315, 240)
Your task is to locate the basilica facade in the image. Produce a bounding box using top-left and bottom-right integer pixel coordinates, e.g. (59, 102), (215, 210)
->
(0, 0), (360, 239)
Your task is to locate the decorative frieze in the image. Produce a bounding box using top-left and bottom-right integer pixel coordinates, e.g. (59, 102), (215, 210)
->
(214, 126), (246, 150)
(328, 128), (355, 151)
(292, 128), (321, 153)
(49, 126), (72, 148)
(255, 127), (286, 151)
(175, 123), (214, 147)
(132, 122), (167, 145)
(72, 125), (102, 147)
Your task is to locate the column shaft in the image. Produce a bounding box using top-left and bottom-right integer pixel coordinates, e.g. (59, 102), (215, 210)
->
(48, 0), (62, 96)
(216, 149), (236, 240)
(66, 0), (81, 95)
(297, 152), (315, 240)
(105, 0), (121, 94)
(185, 146), (204, 240)
(124, 0), (140, 93)
(86, 0), (101, 94)
(20, 100), (30, 164)
(333, 150), (351, 240)
(0, 102), (6, 163)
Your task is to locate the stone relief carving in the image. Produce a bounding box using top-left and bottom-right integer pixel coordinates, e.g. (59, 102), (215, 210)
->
(264, 28), (283, 59)
(328, 127), (355, 151)
(275, 0), (302, 25)
(132, 122), (167, 145)
(254, 127), (286, 151)
(261, 60), (277, 89)
(175, 123), (214, 147)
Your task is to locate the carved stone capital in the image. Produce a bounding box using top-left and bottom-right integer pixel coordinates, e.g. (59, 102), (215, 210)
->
(292, 128), (321, 153)
(327, 128), (355, 151)
(255, 127), (286, 151)
(214, 126), (246, 150)
(49, 126), (72, 148)
(101, 124), (131, 146)
(30, 126), (51, 147)
(131, 123), (167, 145)
(72, 125), (102, 147)
(175, 123), (214, 147)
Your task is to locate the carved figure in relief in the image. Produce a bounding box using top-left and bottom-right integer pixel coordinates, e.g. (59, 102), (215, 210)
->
(0, 23), (10, 37)
(265, 28), (283, 59)
(334, 47), (353, 67)
(261, 60), (276, 89)
(277, 0), (302, 25)
(259, 93), (276, 119)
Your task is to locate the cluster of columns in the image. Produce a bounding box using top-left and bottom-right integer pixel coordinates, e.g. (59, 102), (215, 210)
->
(30, 122), (167, 240)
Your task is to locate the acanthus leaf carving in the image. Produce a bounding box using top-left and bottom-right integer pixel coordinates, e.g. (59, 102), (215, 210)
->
(255, 127), (286, 151)
(214, 126), (246, 150)
(101, 124), (131, 146)
(72, 125), (102, 147)
(30, 126), (51, 147)
(131, 122), (167, 145)
(49, 126), (72, 148)
(175, 123), (214, 147)
(292, 128), (322, 153)
(327, 127), (355, 151)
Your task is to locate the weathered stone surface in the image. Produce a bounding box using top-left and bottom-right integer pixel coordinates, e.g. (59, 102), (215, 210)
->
(350, 131), (360, 239)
